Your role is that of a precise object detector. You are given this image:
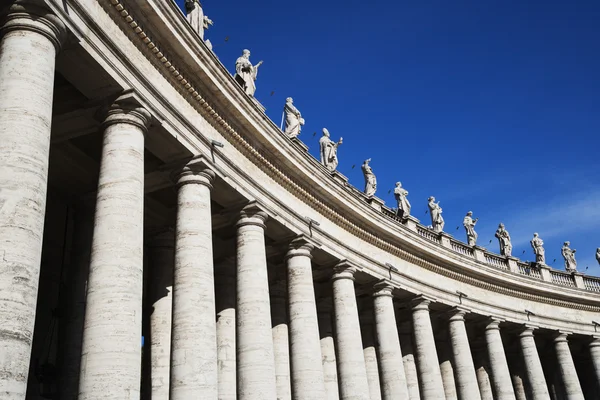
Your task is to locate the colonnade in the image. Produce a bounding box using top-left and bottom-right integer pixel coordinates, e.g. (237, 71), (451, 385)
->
(1, 3), (600, 400)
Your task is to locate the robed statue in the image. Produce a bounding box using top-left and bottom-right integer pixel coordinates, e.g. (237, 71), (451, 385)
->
(234, 49), (263, 97)
(530, 233), (545, 265)
(319, 128), (342, 172)
(495, 223), (512, 257)
(394, 182), (411, 218)
(463, 211), (479, 246)
(428, 196), (444, 233)
(561, 241), (577, 272)
(597, 248), (600, 266)
(283, 97), (304, 138)
(362, 159), (377, 197)
(185, 0), (213, 40)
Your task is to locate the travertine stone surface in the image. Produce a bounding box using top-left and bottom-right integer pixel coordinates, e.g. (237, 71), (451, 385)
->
(286, 237), (326, 399)
(589, 337), (600, 391)
(271, 276), (291, 400)
(361, 309), (382, 400)
(399, 326), (422, 400)
(485, 319), (516, 400)
(447, 308), (482, 400)
(518, 327), (550, 400)
(373, 282), (409, 400)
(473, 350), (494, 400)
(79, 94), (151, 400)
(317, 296), (339, 400)
(236, 204), (277, 399)
(437, 339), (458, 400)
(411, 296), (445, 400)
(0, 2), (65, 397)
(148, 229), (175, 400)
(170, 161), (217, 399)
(216, 259), (237, 400)
(332, 263), (370, 400)
(553, 333), (584, 400)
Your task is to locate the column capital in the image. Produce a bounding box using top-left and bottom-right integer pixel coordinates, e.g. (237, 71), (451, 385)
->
(447, 306), (470, 321)
(410, 294), (436, 311)
(484, 317), (504, 331)
(102, 91), (152, 133)
(372, 280), (394, 298)
(518, 324), (539, 338)
(173, 156), (216, 189)
(552, 331), (573, 343)
(2, 0), (67, 51)
(589, 335), (600, 348)
(331, 260), (360, 281)
(236, 201), (269, 229)
(285, 234), (320, 260)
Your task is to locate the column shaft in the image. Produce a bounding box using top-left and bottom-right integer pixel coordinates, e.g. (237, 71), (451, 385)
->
(519, 327), (550, 400)
(447, 309), (481, 400)
(271, 277), (291, 400)
(318, 297), (340, 400)
(438, 341), (458, 400)
(411, 296), (445, 400)
(236, 205), (277, 399)
(79, 96), (150, 399)
(553, 333), (584, 400)
(399, 327), (422, 400)
(485, 319), (516, 400)
(216, 259), (237, 400)
(170, 165), (217, 399)
(287, 239), (326, 399)
(373, 283), (409, 400)
(332, 264), (370, 400)
(362, 311), (382, 400)
(589, 338), (600, 394)
(0, 4), (64, 397)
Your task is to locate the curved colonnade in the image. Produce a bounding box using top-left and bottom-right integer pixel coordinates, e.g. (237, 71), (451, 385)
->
(0, 1), (599, 399)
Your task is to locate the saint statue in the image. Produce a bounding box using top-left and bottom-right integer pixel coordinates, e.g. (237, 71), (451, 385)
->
(428, 196), (444, 233)
(495, 223), (512, 257)
(530, 233), (545, 265)
(597, 248), (600, 266)
(283, 97), (304, 138)
(185, 0), (213, 40)
(463, 211), (479, 246)
(394, 182), (411, 218)
(362, 159), (377, 197)
(561, 241), (577, 272)
(234, 49), (263, 97)
(319, 128), (342, 172)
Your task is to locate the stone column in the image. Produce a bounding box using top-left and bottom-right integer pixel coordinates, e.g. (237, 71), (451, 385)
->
(485, 318), (516, 400)
(236, 203), (277, 399)
(518, 326), (550, 400)
(170, 160), (217, 399)
(331, 262), (370, 400)
(271, 276), (291, 400)
(361, 308), (382, 400)
(78, 93), (150, 399)
(471, 339), (494, 400)
(399, 322), (421, 400)
(317, 296), (339, 400)
(215, 258), (237, 400)
(373, 281), (409, 400)
(437, 337), (458, 400)
(0, 2), (66, 397)
(147, 229), (175, 400)
(589, 337), (600, 393)
(286, 237), (326, 399)
(553, 332), (584, 400)
(411, 296), (445, 400)
(447, 308), (482, 400)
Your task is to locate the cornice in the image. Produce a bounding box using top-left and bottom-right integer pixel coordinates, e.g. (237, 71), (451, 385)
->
(97, 0), (600, 313)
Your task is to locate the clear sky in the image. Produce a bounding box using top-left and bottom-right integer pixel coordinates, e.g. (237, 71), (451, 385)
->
(176, 0), (600, 275)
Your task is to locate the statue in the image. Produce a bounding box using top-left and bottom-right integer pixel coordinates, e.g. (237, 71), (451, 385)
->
(234, 49), (263, 97)
(494, 223), (512, 257)
(394, 182), (411, 218)
(428, 196), (444, 233)
(185, 0), (213, 40)
(596, 248), (600, 265)
(463, 211), (479, 246)
(561, 241), (577, 272)
(530, 233), (545, 265)
(319, 128), (342, 172)
(283, 97), (304, 138)
(362, 159), (377, 197)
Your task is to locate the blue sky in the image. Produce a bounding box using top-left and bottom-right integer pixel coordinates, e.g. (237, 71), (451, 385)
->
(177, 0), (600, 274)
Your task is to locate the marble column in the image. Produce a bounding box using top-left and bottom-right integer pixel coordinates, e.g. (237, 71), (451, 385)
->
(373, 281), (409, 400)
(286, 237), (326, 399)
(447, 308), (482, 400)
(271, 276), (291, 400)
(331, 262), (370, 400)
(485, 318), (516, 400)
(437, 337), (458, 400)
(147, 229), (175, 400)
(170, 160), (217, 399)
(0, 2), (66, 397)
(317, 296), (339, 400)
(518, 326), (550, 400)
(361, 308), (382, 400)
(236, 203), (277, 399)
(411, 296), (445, 400)
(79, 93), (151, 399)
(553, 332), (584, 400)
(399, 322), (422, 400)
(216, 258), (237, 400)
(589, 337), (600, 393)
(471, 340), (494, 400)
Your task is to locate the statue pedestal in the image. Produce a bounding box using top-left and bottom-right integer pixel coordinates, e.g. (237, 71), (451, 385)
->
(439, 232), (453, 249)
(290, 137), (309, 152)
(403, 215), (420, 232)
(473, 246), (486, 263)
(538, 264), (552, 282)
(507, 257), (520, 273)
(572, 272), (585, 289)
(367, 196), (385, 212)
